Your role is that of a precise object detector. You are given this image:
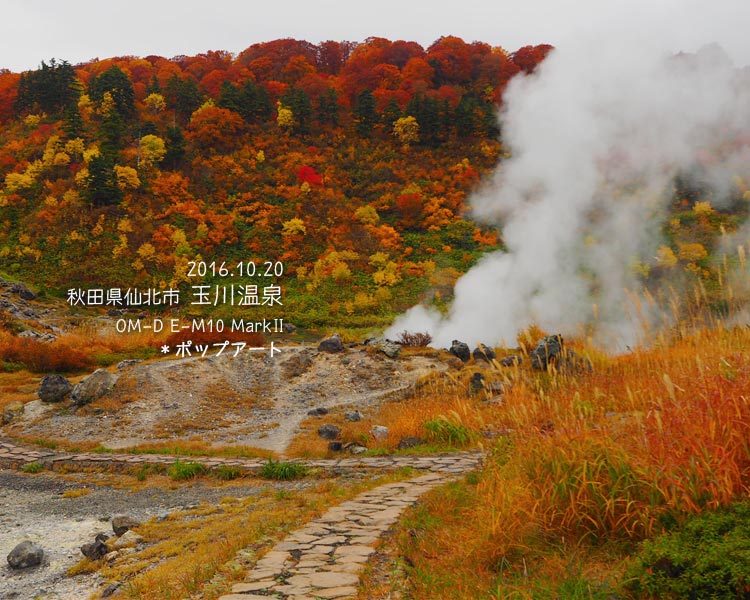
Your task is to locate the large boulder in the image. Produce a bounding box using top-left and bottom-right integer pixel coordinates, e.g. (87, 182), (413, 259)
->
(112, 515), (141, 537)
(38, 374), (73, 403)
(449, 340), (471, 362)
(317, 424), (341, 440)
(71, 369), (118, 406)
(472, 343), (497, 362)
(530, 335), (564, 370)
(10, 282), (36, 301)
(318, 333), (344, 353)
(7, 540), (44, 569)
(365, 338), (401, 359)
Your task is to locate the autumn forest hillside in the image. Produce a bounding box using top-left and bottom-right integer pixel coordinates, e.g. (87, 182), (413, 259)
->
(0, 37), (553, 328)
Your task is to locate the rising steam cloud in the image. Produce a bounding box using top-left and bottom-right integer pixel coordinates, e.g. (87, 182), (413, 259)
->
(387, 2), (750, 349)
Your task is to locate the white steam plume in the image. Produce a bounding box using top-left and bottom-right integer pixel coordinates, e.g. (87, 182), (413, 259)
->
(386, 2), (750, 349)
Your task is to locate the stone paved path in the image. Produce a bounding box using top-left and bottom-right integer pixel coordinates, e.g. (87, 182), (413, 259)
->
(1, 438), (481, 599)
(0, 439), (482, 474)
(218, 472), (449, 600)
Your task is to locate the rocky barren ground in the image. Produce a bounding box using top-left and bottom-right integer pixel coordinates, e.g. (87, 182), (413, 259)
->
(7, 341), (444, 453)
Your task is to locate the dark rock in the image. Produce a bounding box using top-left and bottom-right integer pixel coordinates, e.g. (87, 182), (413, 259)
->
(307, 407), (329, 417)
(317, 424), (341, 440)
(71, 369), (118, 406)
(472, 343), (496, 362)
(107, 309), (123, 317)
(397, 436), (424, 450)
(558, 349), (594, 375)
(101, 583), (120, 598)
(530, 335), (564, 370)
(469, 372), (485, 395)
(2, 400), (24, 424)
(499, 355), (523, 367)
(344, 410), (363, 422)
(7, 540), (44, 569)
(112, 515), (140, 537)
(38, 374), (73, 403)
(10, 283), (36, 301)
(282, 322), (297, 333)
(327, 441), (343, 452)
(81, 539), (108, 561)
(449, 340), (471, 362)
(318, 333), (344, 353)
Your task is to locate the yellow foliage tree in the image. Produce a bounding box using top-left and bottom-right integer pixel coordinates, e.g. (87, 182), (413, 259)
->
(393, 116), (420, 145)
(114, 165), (141, 190)
(355, 205), (379, 225)
(678, 243), (708, 262)
(139, 134), (167, 167)
(277, 102), (294, 130)
(144, 92), (166, 114)
(282, 217), (306, 236)
(656, 245), (677, 268)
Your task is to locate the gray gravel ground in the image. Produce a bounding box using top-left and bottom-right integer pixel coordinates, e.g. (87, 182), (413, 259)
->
(0, 469), (314, 600)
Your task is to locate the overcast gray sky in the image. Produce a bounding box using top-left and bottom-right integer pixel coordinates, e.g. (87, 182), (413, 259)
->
(0, 0), (748, 72)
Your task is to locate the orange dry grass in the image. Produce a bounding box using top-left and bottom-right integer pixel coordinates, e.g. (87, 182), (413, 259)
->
(0, 369), (38, 413)
(473, 325), (750, 563)
(393, 324), (750, 598)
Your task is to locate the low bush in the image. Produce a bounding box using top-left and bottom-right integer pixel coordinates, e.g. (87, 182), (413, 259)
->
(259, 459), (308, 480)
(168, 460), (205, 481)
(626, 502), (750, 599)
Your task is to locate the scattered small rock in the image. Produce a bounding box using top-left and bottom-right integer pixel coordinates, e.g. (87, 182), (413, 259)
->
(101, 582), (121, 597)
(307, 407), (329, 417)
(530, 335), (564, 370)
(18, 329), (56, 342)
(318, 333), (344, 353)
(371, 425), (389, 440)
(37, 374), (73, 403)
(344, 443), (367, 455)
(499, 355), (523, 367)
(111, 530), (143, 550)
(317, 424), (341, 440)
(71, 369), (118, 406)
(397, 436), (424, 450)
(344, 410), (363, 422)
(469, 372), (485, 395)
(7, 540), (44, 569)
(558, 349), (594, 375)
(472, 343), (497, 362)
(112, 515), (140, 537)
(328, 441), (343, 452)
(2, 400), (24, 424)
(81, 536), (108, 561)
(449, 340), (471, 362)
(116, 359), (141, 371)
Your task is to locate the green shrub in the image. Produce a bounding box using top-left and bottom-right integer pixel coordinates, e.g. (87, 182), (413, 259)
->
(168, 460), (205, 481)
(626, 502), (750, 598)
(259, 460), (308, 481)
(424, 416), (472, 446)
(214, 465), (243, 481)
(21, 461), (44, 473)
